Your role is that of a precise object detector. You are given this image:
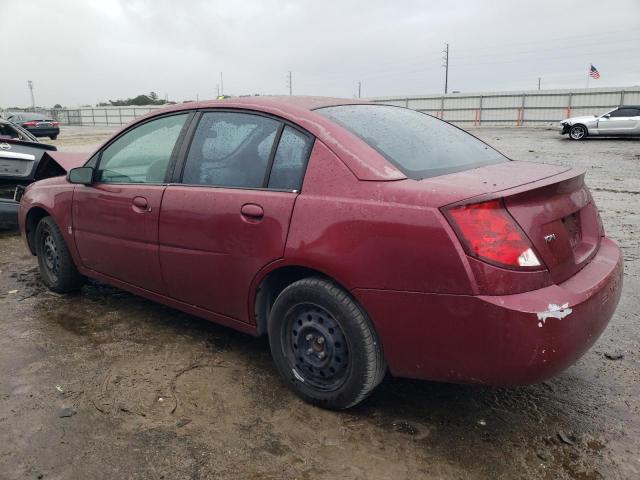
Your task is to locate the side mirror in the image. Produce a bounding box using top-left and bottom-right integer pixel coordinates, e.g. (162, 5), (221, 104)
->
(67, 166), (94, 185)
(603, 114), (611, 119)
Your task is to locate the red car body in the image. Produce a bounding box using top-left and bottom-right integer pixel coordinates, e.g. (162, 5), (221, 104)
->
(19, 97), (623, 387)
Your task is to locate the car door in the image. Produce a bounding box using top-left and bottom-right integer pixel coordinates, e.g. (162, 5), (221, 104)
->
(158, 110), (313, 322)
(72, 112), (191, 293)
(597, 107), (640, 135)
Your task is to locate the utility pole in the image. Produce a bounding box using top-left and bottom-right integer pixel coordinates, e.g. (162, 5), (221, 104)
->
(220, 72), (224, 96)
(442, 43), (449, 94)
(358, 81), (361, 98)
(287, 71), (292, 96)
(538, 77), (541, 90)
(216, 84), (220, 97)
(27, 80), (35, 109)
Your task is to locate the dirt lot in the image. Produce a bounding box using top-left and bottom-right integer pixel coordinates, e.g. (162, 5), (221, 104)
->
(1, 126), (638, 480)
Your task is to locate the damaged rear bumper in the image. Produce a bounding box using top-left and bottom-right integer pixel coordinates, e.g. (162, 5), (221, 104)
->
(353, 237), (623, 385)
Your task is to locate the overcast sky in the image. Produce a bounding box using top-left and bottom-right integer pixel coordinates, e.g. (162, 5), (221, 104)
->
(1, 0), (639, 107)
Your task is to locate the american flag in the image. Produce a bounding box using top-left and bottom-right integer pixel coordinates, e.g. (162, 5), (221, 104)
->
(589, 64), (600, 79)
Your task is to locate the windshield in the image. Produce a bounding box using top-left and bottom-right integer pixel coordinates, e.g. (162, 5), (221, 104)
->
(316, 104), (508, 180)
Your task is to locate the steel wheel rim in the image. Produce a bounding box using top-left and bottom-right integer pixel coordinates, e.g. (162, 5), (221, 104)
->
(282, 304), (350, 391)
(42, 233), (60, 280)
(571, 126), (585, 139)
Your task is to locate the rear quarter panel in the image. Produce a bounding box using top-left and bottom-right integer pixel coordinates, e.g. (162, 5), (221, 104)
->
(284, 140), (474, 294)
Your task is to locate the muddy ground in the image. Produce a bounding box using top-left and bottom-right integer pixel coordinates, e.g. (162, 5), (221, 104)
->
(0, 126), (638, 480)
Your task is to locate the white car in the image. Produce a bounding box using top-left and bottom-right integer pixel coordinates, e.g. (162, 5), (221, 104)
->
(560, 106), (640, 140)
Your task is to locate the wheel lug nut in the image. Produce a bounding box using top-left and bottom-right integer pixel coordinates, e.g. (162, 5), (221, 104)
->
(306, 348), (314, 355)
(317, 337), (325, 344)
(305, 334), (313, 341)
(317, 352), (326, 359)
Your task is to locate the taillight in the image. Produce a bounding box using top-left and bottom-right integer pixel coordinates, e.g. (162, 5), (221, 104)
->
(23, 121), (37, 127)
(51, 121), (59, 127)
(446, 199), (543, 269)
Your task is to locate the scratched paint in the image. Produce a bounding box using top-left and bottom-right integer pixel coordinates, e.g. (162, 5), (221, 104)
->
(537, 303), (573, 327)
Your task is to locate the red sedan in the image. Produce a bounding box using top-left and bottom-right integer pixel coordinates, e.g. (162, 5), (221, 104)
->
(18, 97), (623, 409)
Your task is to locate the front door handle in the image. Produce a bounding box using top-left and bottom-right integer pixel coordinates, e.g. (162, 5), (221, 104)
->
(240, 203), (264, 220)
(132, 196), (149, 212)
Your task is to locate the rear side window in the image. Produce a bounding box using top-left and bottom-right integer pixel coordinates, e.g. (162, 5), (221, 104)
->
(268, 126), (313, 191)
(316, 104), (508, 180)
(182, 112), (280, 188)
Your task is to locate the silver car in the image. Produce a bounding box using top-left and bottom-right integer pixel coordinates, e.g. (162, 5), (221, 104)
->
(560, 105), (640, 140)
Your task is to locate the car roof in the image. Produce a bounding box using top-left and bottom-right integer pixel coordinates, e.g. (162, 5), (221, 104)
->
(172, 95), (368, 112)
(617, 105), (640, 109)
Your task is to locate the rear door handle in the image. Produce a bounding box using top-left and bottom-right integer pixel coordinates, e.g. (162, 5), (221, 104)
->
(240, 203), (264, 219)
(132, 196), (149, 212)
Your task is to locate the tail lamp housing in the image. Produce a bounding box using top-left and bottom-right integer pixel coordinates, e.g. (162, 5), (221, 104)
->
(444, 199), (544, 270)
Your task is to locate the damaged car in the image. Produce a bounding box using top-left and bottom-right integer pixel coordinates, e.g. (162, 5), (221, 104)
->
(18, 97), (623, 409)
(560, 105), (640, 140)
(0, 119), (66, 229)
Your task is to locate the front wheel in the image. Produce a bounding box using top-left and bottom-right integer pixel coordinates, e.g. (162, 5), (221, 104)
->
(49, 135), (58, 140)
(569, 124), (587, 140)
(268, 277), (386, 410)
(35, 217), (85, 293)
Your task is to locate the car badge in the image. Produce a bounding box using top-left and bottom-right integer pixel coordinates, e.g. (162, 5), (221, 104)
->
(0, 143), (11, 150)
(544, 233), (557, 243)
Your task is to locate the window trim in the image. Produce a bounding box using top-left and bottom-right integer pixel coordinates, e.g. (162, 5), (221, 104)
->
(90, 111), (196, 185)
(173, 108), (315, 193)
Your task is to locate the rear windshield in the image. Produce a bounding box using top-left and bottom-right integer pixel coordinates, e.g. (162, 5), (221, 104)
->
(22, 113), (49, 121)
(316, 104), (508, 180)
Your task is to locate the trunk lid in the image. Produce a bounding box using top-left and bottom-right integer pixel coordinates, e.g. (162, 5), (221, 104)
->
(501, 171), (600, 283)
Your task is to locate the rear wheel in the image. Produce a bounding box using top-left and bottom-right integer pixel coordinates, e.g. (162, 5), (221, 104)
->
(569, 124), (587, 140)
(49, 135), (58, 140)
(35, 217), (85, 293)
(268, 277), (386, 409)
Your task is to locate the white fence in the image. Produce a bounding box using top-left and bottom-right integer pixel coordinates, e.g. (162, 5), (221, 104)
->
(51, 105), (162, 126)
(4, 86), (639, 127)
(370, 86), (640, 126)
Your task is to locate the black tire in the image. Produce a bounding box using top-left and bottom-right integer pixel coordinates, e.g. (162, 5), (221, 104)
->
(34, 216), (85, 293)
(49, 135), (58, 140)
(569, 124), (587, 140)
(268, 277), (386, 410)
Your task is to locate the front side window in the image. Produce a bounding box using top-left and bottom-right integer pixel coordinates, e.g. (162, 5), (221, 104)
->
(182, 112), (280, 188)
(316, 104), (508, 180)
(97, 113), (188, 183)
(268, 126), (313, 190)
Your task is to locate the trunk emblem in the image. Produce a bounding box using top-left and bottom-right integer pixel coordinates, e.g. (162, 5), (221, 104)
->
(0, 143), (11, 150)
(544, 233), (557, 243)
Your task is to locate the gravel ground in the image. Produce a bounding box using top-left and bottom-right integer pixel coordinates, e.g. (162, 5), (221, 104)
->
(0, 125), (638, 480)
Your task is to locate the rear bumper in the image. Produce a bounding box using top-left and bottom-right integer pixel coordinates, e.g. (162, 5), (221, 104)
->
(353, 237), (623, 385)
(0, 199), (19, 229)
(26, 127), (59, 137)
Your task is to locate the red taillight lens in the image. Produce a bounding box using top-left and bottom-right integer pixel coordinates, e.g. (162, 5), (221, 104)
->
(51, 121), (59, 127)
(446, 199), (542, 269)
(23, 121), (37, 127)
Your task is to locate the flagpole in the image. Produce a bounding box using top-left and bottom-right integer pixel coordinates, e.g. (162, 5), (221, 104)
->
(587, 64), (590, 89)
